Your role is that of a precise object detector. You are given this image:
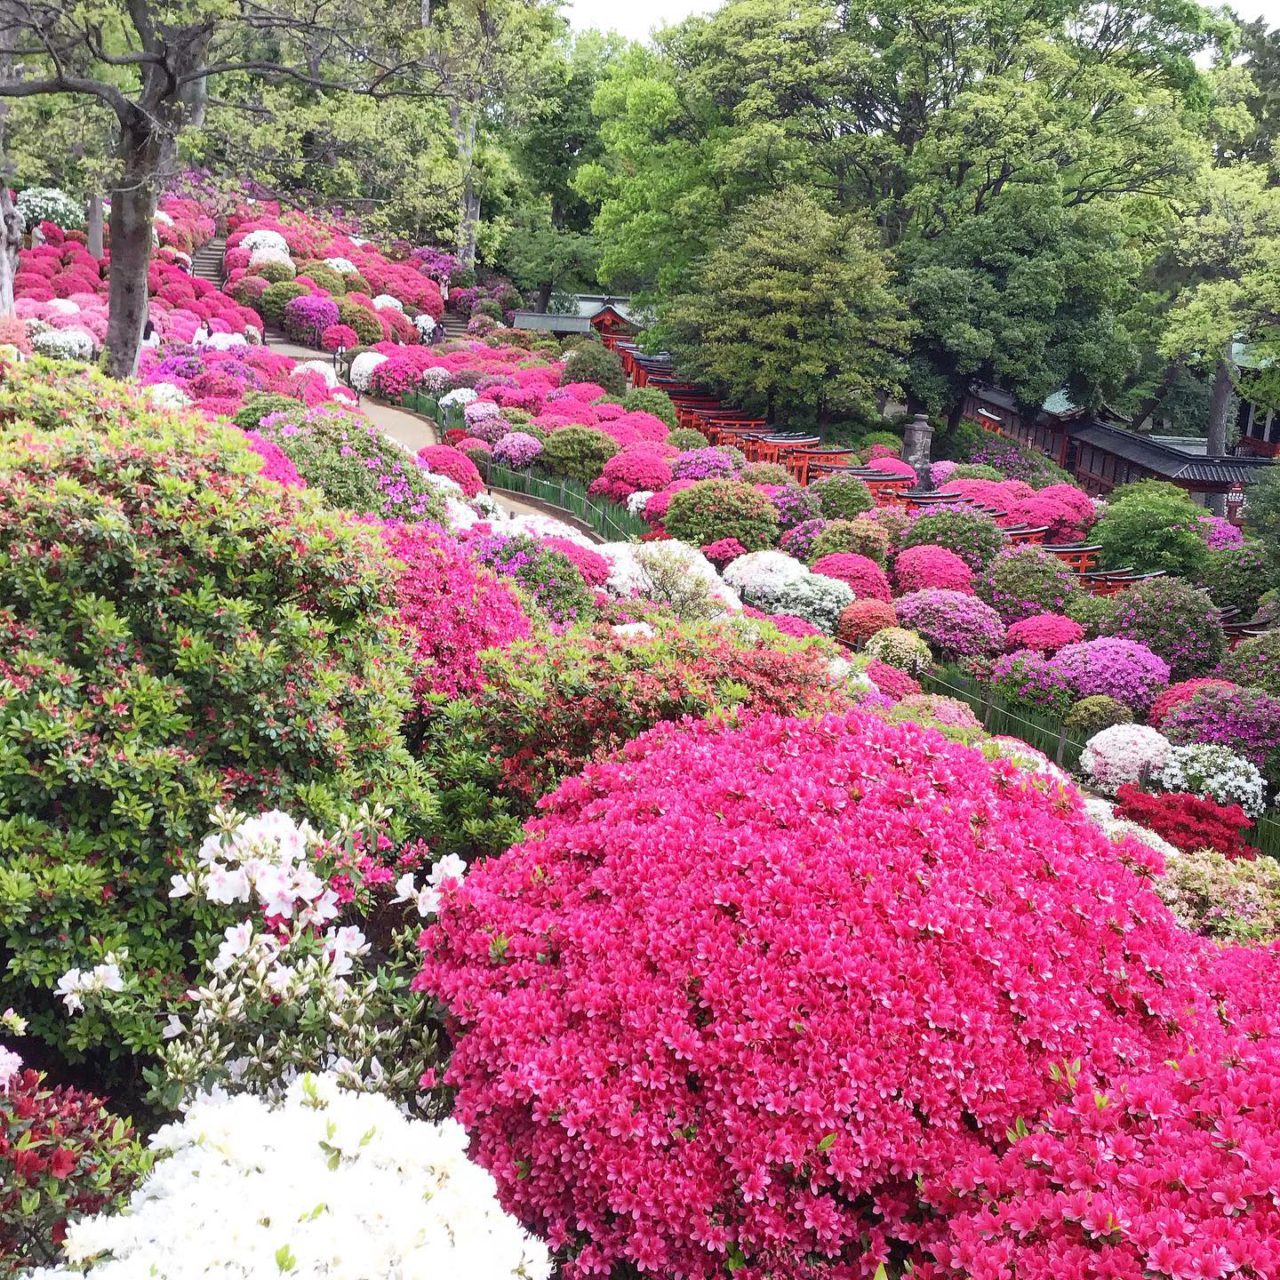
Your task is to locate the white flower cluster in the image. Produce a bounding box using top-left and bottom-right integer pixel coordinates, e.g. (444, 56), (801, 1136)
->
(612, 621), (657, 641)
(295, 358), (340, 388)
(1155, 744), (1269, 818)
(242, 228), (290, 255)
(723, 549), (809, 610)
(349, 350), (388, 392)
(145, 382), (192, 409)
(392, 854), (467, 917)
(27, 1075), (552, 1280)
(1082, 795), (1181, 861)
(55, 957), (126, 1013)
(47, 297), (81, 316)
(626, 489), (654, 516)
(1079, 724), (1172, 796)
(205, 331), (249, 351)
(324, 255), (358, 275)
(32, 327), (95, 361)
(505, 512), (594, 546)
(439, 386), (479, 408)
(372, 293), (404, 312)
(770, 573), (854, 634)
(420, 365), (452, 394)
(413, 312), (437, 339)
(248, 245), (294, 272)
(16, 186), (82, 230)
(0, 1046), (20, 1093)
(153, 209), (175, 227)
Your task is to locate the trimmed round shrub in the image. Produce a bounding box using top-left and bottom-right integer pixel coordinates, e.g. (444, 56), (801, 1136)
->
(1005, 613), (1085, 654)
(253, 258), (296, 284)
(623, 386), (677, 427)
(740, 462), (792, 486)
(541, 426), (621, 486)
(809, 473), (874, 519)
(468, 533), (596, 628)
(807, 517), (890, 565)
(1149, 677), (1241, 727)
(590, 449), (675, 503)
(336, 299), (384, 345)
(810, 553), (892, 601)
(893, 544), (973, 594)
(294, 260), (348, 294)
(671, 447), (745, 482)
(864, 656), (923, 699)
(990, 649), (1075, 717)
(1155, 743), (1269, 818)
(864, 626), (932, 675)
(1079, 724), (1172, 795)
(779, 518), (828, 562)
(948, 463), (1004, 482)
(667, 428), (710, 450)
(1093, 480), (1210, 577)
(1049, 637), (1170, 712)
(232, 392), (303, 432)
(1162, 684), (1280, 790)
(837, 599), (898, 646)
(1098, 577), (1226, 681)
(1198, 540), (1276, 616)
(420, 708), (1231, 1280)
(768, 574), (855, 634)
(1215, 632), (1280, 696)
(894, 589), (1006, 659)
(281, 293), (340, 344)
(664, 480), (779, 552)
(765, 482), (820, 531)
(416, 444), (484, 498)
(0, 381), (433, 1068)
(560, 343), (626, 397)
(901, 508), (1004, 570)
(260, 280), (308, 326)
(976, 545), (1077, 624)
(1064, 695), (1134, 739)
(1113, 785), (1255, 861)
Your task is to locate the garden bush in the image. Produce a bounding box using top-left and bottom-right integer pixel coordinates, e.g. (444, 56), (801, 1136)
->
(1149, 677), (1239, 726)
(901, 508), (1004, 570)
(990, 649), (1075, 717)
(806, 517), (890, 564)
(836, 599), (897, 646)
(1197, 540), (1276, 616)
(667, 427), (710, 450)
(1005, 612), (1084, 654)
(768, 574), (855, 633)
(671, 447), (745, 482)
(976, 545), (1077, 624)
(1113, 785), (1254, 861)
(1098, 577), (1225, 680)
(420, 708), (1230, 1280)
(1049, 637), (1170, 711)
(1161, 684), (1280, 790)
(664, 480), (779, 551)
(1063, 589), (1112, 635)
(809, 473), (874, 519)
(894, 589), (1006, 659)
(0, 391), (434, 1067)
(740, 462), (792, 485)
(765, 483), (820, 530)
(1157, 846), (1280, 943)
(416, 444), (484, 498)
(1063, 694), (1133, 739)
(1154, 743), (1269, 817)
(1078, 724), (1172, 794)
(893, 544), (973, 594)
(467, 533), (596, 628)
(294, 260), (348, 294)
(417, 621), (852, 857)
(560, 343), (626, 397)
(809, 553), (892, 601)
(336, 299), (384, 345)
(260, 281), (308, 326)
(540, 426), (620, 486)
(1215, 631), (1280, 696)
(231, 392), (302, 432)
(1093, 480), (1210, 578)
(864, 626), (932, 675)
(623, 386), (677, 427)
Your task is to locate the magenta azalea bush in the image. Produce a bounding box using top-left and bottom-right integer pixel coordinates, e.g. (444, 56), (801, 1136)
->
(1161, 684), (1280, 789)
(893, 544), (974, 594)
(1005, 612), (1085, 654)
(419, 709), (1251, 1280)
(991, 648), (1076, 717)
(894, 588), (1006, 659)
(1049, 637), (1170, 712)
(809, 553), (892, 601)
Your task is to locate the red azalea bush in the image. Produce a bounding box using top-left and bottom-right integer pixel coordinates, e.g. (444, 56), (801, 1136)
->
(420, 708), (1230, 1280)
(320, 323), (359, 352)
(893, 544), (974, 594)
(701, 538), (748, 568)
(865, 658), (922, 700)
(589, 447), (674, 503)
(1148, 677), (1240, 726)
(2, 1066), (148, 1275)
(380, 521), (530, 705)
(836, 599), (898, 646)
(1113, 784), (1255, 861)
(1005, 612), (1085, 654)
(809, 553), (892, 601)
(415, 444), (484, 498)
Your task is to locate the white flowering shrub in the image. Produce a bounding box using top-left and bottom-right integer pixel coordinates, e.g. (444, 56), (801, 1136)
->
(46, 298), (81, 316)
(27, 1075), (552, 1280)
(421, 365), (452, 393)
(1079, 724), (1172, 796)
(635, 540), (743, 620)
(152, 209), (174, 227)
(864, 626), (932, 676)
(248, 245), (294, 272)
(1154, 744), (1270, 817)
(597, 542), (650, 596)
(17, 186), (83, 230)
(413, 312), (437, 339)
(626, 489), (655, 516)
(144, 382), (192, 409)
(295, 359), (340, 388)
(349, 351), (388, 392)
(205, 331), (248, 351)
(439, 386), (479, 408)
(324, 255), (358, 274)
(32, 328), (95, 361)
(769, 574), (855, 634)
(722, 549), (809, 611)
(242, 229), (290, 255)
(372, 293), (405, 312)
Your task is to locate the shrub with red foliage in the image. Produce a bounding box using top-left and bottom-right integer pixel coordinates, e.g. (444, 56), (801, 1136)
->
(1148, 677), (1239, 726)
(1005, 612), (1085, 654)
(893, 544), (974, 594)
(420, 708), (1231, 1280)
(1113, 784), (1255, 860)
(864, 657), (921, 701)
(320, 323), (359, 352)
(380, 521), (530, 704)
(810, 553), (892, 601)
(837, 599), (898, 646)
(415, 443), (483, 498)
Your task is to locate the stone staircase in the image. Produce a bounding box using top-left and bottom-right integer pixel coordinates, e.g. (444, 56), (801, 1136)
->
(191, 237), (225, 284)
(438, 307), (467, 339)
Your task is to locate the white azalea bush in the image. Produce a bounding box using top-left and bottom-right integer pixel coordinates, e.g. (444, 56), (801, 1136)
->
(372, 293), (405, 312)
(413, 312), (437, 339)
(248, 244), (294, 272)
(439, 386), (479, 409)
(770, 573), (855, 634)
(27, 1075), (552, 1280)
(421, 365), (452, 394)
(242, 228), (290, 255)
(144, 382), (192, 409)
(722, 549), (809, 611)
(295, 358), (340, 388)
(32, 328), (95, 361)
(1079, 724), (1172, 796)
(350, 351), (388, 392)
(1154, 743), (1270, 817)
(17, 186), (83, 230)
(324, 255), (358, 274)
(1082, 794), (1181, 861)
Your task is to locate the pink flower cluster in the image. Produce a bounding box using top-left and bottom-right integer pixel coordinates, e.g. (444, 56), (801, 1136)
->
(589, 447), (674, 503)
(416, 444), (484, 498)
(809, 553), (892, 601)
(893, 544), (974, 594)
(1005, 612), (1084, 654)
(419, 709), (1243, 1280)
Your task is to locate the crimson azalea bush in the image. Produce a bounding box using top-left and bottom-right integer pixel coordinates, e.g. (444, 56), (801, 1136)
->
(836, 599), (898, 645)
(864, 656), (922, 699)
(664, 480), (779, 552)
(1099, 577), (1226, 681)
(976, 545), (1078, 624)
(809, 553), (892, 601)
(1113, 784), (1254, 861)
(1, 1064), (149, 1275)
(1005, 612), (1084, 654)
(894, 589), (1006, 659)
(0, 382), (434, 1069)
(416, 621), (853, 858)
(893, 544), (973, 594)
(380, 522), (530, 708)
(419, 708), (1240, 1280)
(416, 444), (484, 498)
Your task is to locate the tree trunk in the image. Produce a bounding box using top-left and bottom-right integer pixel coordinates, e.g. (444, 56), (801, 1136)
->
(451, 106), (481, 266)
(535, 280), (553, 313)
(0, 185), (18, 316)
(1205, 351), (1235, 516)
(104, 124), (161, 379)
(1130, 358), (1183, 432)
(87, 194), (105, 259)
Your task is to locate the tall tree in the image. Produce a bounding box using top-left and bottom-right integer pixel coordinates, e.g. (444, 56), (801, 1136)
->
(661, 187), (911, 427)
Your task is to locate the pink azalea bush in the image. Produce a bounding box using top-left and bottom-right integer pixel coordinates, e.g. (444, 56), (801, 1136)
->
(809, 553), (892, 602)
(1005, 612), (1085, 654)
(419, 708), (1252, 1280)
(894, 589), (1006, 659)
(1049, 637), (1170, 712)
(589, 447), (674, 503)
(892, 544), (974, 594)
(416, 444), (484, 498)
